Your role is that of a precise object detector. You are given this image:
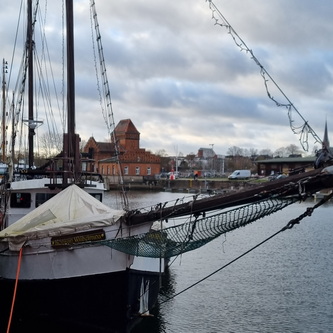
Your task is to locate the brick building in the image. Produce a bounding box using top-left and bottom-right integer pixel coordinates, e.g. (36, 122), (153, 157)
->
(83, 119), (161, 182)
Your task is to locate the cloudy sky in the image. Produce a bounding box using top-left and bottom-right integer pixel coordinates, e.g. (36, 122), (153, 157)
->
(1, 0), (332, 157)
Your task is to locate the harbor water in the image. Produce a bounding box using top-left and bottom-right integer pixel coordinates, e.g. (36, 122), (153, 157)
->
(105, 190), (333, 333)
(8, 190), (332, 333)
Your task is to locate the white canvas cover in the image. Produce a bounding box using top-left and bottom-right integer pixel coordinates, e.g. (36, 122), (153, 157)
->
(0, 184), (125, 251)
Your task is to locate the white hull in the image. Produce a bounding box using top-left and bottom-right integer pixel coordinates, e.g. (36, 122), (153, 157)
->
(0, 193), (164, 331)
(0, 222), (164, 280)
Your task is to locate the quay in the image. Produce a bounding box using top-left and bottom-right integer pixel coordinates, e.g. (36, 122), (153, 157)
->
(107, 178), (260, 193)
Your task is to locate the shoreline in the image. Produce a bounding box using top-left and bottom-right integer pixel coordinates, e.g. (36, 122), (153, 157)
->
(107, 178), (261, 194)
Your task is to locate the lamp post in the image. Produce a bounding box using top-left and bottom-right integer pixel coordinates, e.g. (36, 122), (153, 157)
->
(209, 143), (215, 176)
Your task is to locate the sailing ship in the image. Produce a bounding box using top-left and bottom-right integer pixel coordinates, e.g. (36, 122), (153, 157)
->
(1, 1), (333, 332)
(0, 1), (164, 331)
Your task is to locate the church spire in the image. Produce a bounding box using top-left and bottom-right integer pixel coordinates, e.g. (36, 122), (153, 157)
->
(322, 120), (330, 150)
(314, 119), (333, 168)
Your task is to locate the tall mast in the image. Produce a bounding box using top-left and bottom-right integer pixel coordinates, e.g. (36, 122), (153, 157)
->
(66, 0), (75, 137)
(64, 0), (81, 185)
(27, 0), (34, 168)
(1, 59), (7, 162)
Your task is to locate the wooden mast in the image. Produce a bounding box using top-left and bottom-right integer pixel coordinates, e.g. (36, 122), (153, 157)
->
(64, 0), (81, 185)
(66, 0), (75, 139)
(27, 0), (34, 169)
(1, 59), (7, 162)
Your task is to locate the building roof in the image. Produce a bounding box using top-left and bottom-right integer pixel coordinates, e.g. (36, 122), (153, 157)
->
(96, 142), (113, 152)
(85, 137), (113, 152)
(256, 156), (315, 164)
(115, 119), (140, 135)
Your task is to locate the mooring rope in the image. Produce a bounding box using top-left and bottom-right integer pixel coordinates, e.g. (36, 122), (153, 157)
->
(6, 247), (23, 333)
(157, 192), (333, 307)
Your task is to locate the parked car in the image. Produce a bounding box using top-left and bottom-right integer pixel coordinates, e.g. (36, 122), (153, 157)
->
(269, 173), (287, 181)
(156, 172), (168, 179)
(203, 172), (212, 178)
(228, 170), (251, 180)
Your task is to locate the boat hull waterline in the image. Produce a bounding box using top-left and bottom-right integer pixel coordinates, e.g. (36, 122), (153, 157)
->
(0, 185), (164, 330)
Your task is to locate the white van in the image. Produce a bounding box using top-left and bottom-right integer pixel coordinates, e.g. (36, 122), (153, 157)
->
(228, 170), (251, 180)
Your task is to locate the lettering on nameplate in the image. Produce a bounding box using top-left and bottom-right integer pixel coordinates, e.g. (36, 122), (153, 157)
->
(51, 229), (105, 248)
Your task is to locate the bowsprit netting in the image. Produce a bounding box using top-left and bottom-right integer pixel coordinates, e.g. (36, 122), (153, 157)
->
(101, 196), (299, 258)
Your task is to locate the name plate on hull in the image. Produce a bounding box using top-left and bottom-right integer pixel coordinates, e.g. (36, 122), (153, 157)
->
(51, 229), (106, 248)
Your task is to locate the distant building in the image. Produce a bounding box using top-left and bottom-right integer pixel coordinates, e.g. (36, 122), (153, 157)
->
(256, 121), (333, 176)
(82, 140), (114, 166)
(256, 156), (315, 176)
(197, 148), (216, 159)
(194, 147), (223, 176)
(83, 119), (161, 182)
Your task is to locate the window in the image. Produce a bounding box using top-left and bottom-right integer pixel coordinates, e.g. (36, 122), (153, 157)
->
(10, 193), (31, 208)
(147, 167), (151, 175)
(0, 165), (8, 175)
(124, 166), (128, 175)
(89, 193), (102, 202)
(135, 167), (140, 175)
(36, 193), (56, 207)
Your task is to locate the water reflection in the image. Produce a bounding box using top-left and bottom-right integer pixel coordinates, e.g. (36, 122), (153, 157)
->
(11, 191), (326, 333)
(119, 191), (333, 333)
(13, 191), (331, 333)
(131, 266), (177, 333)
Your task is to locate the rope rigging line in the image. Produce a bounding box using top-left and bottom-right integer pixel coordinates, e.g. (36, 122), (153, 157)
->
(157, 190), (333, 307)
(89, 0), (129, 210)
(12, 1), (40, 141)
(89, 169), (333, 259)
(205, 0), (322, 151)
(101, 195), (300, 258)
(35, 1), (64, 145)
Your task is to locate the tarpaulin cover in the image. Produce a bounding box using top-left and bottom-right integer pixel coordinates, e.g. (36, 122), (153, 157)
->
(0, 185), (125, 250)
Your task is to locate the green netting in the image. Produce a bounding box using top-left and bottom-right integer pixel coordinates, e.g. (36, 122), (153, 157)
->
(101, 196), (299, 258)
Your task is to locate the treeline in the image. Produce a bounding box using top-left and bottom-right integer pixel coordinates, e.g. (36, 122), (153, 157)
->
(154, 143), (315, 175)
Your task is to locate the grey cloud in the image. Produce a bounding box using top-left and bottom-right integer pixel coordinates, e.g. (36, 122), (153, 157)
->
(2, 0), (332, 156)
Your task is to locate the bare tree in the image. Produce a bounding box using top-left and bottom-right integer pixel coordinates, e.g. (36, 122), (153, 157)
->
(38, 132), (62, 157)
(248, 148), (258, 158)
(155, 149), (168, 157)
(186, 153), (196, 169)
(285, 144), (302, 156)
(227, 146), (243, 156)
(259, 149), (273, 157)
(274, 147), (287, 157)
(80, 139), (87, 151)
(243, 148), (250, 157)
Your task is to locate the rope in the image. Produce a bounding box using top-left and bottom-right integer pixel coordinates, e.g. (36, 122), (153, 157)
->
(206, 0), (322, 150)
(158, 192), (333, 306)
(159, 228), (282, 307)
(101, 196), (298, 258)
(6, 247), (23, 333)
(282, 190), (333, 230)
(89, 0), (129, 209)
